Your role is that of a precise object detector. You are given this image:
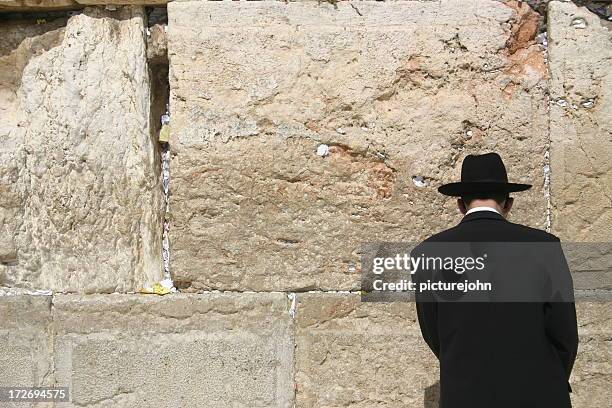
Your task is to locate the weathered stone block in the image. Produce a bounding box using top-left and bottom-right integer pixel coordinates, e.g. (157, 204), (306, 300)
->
(0, 17), (67, 267)
(0, 8), (164, 292)
(570, 302), (612, 408)
(52, 293), (294, 407)
(168, 1), (549, 291)
(562, 242), (612, 291)
(0, 295), (53, 402)
(548, 1), (612, 242)
(295, 293), (438, 407)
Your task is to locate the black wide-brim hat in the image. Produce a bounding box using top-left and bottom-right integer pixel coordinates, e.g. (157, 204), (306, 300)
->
(438, 152), (532, 196)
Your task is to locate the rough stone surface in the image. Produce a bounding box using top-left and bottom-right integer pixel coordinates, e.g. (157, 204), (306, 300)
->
(563, 242), (612, 291)
(548, 1), (612, 242)
(0, 1), (609, 405)
(0, 8), (164, 293)
(295, 295), (611, 408)
(52, 293), (294, 407)
(0, 0), (77, 12)
(168, 0), (549, 291)
(146, 23), (167, 65)
(0, 17), (67, 266)
(570, 302), (612, 408)
(0, 295), (53, 398)
(0, 0), (166, 11)
(295, 293), (439, 407)
(0, 296), (608, 407)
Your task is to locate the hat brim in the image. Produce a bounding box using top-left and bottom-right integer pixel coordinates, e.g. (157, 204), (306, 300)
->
(438, 181), (532, 197)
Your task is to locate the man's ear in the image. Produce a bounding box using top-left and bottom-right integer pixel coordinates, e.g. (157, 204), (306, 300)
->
(502, 197), (514, 215)
(457, 198), (468, 215)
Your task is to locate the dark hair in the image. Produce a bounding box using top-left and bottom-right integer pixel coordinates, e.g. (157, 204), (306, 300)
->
(461, 193), (509, 207)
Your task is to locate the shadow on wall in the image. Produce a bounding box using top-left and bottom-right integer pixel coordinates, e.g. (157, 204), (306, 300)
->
(425, 381), (440, 408)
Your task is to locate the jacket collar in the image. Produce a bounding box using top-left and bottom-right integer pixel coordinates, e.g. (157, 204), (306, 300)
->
(460, 210), (507, 224)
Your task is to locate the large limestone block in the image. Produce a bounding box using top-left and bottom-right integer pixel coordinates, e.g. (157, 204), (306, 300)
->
(295, 297), (610, 408)
(0, 295), (53, 403)
(570, 302), (612, 408)
(562, 242), (612, 291)
(548, 1), (612, 242)
(0, 18), (67, 267)
(295, 293), (438, 407)
(0, 8), (164, 293)
(53, 293), (294, 407)
(168, 1), (549, 291)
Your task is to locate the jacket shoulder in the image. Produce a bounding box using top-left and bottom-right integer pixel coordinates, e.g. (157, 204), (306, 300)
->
(421, 220), (561, 243)
(506, 221), (561, 242)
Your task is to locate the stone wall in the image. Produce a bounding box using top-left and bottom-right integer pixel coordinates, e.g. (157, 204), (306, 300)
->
(0, 7), (163, 293)
(548, 0), (612, 242)
(167, 0), (548, 292)
(0, 1), (610, 407)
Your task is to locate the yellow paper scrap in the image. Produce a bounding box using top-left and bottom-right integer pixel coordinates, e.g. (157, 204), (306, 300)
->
(159, 124), (170, 143)
(140, 279), (174, 296)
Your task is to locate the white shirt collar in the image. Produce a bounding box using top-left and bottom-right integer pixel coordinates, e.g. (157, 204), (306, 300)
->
(465, 206), (501, 216)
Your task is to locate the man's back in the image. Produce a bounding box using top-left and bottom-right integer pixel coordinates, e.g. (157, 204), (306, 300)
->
(416, 210), (578, 408)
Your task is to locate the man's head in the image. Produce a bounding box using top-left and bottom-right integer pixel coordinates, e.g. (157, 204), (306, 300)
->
(457, 192), (513, 217)
(437, 153), (530, 218)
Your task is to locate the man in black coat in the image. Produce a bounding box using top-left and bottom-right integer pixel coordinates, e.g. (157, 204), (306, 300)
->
(414, 153), (578, 408)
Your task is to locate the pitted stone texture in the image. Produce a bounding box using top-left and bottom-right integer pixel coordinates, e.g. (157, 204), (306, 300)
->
(563, 242), (612, 291)
(549, 1), (612, 242)
(0, 18), (66, 266)
(168, 1), (549, 291)
(0, 295), (53, 400)
(0, 8), (164, 293)
(570, 302), (612, 408)
(53, 293), (294, 407)
(295, 293), (438, 407)
(0, 150), (23, 265)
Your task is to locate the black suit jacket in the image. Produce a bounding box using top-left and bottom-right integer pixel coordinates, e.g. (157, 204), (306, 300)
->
(415, 211), (578, 408)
